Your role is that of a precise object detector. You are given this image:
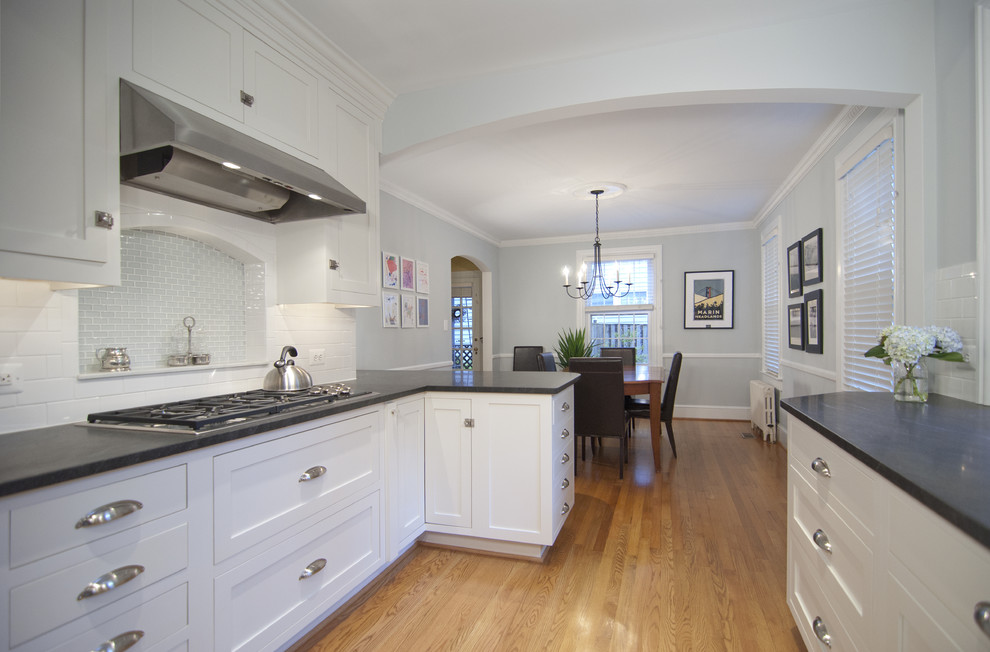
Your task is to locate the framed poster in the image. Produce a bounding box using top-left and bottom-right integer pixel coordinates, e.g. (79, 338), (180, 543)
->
(416, 260), (430, 294)
(417, 297), (429, 327)
(400, 257), (416, 291)
(804, 289), (823, 354)
(382, 252), (399, 289)
(382, 292), (399, 328)
(401, 293), (416, 328)
(787, 241), (803, 298)
(684, 270), (734, 329)
(788, 303), (806, 350)
(801, 228), (823, 286)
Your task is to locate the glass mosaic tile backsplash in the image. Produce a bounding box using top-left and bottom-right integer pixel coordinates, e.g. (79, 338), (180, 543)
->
(78, 229), (265, 373)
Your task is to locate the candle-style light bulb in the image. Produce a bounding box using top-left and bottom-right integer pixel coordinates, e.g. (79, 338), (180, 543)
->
(580, 264), (587, 284)
(562, 266), (569, 285)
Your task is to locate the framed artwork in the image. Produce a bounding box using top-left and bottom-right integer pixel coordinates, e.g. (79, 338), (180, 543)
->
(417, 297), (429, 327)
(787, 241), (803, 298)
(382, 292), (399, 328)
(401, 293), (416, 328)
(416, 261), (430, 294)
(382, 252), (399, 289)
(788, 303), (806, 350)
(804, 289), (823, 354)
(400, 257), (416, 291)
(801, 228), (823, 286)
(684, 270), (734, 329)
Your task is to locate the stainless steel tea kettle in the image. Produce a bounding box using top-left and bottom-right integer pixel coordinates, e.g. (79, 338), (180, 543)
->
(263, 346), (313, 391)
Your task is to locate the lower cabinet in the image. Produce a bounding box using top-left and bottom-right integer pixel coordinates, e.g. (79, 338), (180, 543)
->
(387, 396), (426, 559)
(787, 418), (990, 651)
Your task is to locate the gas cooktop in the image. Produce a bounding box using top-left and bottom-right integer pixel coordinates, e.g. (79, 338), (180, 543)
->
(86, 383), (374, 435)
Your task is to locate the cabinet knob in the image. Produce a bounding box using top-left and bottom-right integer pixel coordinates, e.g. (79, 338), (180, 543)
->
(92, 630), (144, 652)
(811, 457), (831, 478)
(975, 601), (990, 638)
(299, 465), (327, 482)
(561, 502), (570, 516)
(813, 529), (832, 554)
(75, 500), (143, 529)
(77, 565), (145, 600)
(560, 428), (569, 439)
(560, 402), (570, 412)
(299, 558), (327, 580)
(812, 616), (832, 648)
(94, 210), (114, 230)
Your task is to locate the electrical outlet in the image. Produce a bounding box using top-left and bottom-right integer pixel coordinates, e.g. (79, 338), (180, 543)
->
(0, 364), (23, 394)
(310, 349), (326, 367)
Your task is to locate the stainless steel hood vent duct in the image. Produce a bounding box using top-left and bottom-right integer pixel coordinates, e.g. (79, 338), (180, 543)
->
(119, 80), (366, 223)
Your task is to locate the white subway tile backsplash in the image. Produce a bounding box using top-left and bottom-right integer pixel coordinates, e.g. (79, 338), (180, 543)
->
(934, 263), (979, 401)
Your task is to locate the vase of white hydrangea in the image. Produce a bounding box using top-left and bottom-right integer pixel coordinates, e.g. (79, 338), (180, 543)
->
(864, 325), (965, 402)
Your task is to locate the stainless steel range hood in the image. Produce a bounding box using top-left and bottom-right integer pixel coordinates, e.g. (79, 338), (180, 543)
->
(119, 80), (366, 223)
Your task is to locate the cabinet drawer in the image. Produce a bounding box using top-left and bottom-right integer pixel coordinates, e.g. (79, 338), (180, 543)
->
(789, 536), (862, 651)
(788, 420), (877, 533)
(9, 523), (188, 648)
(789, 468), (873, 639)
(45, 584), (188, 652)
(10, 464), (187, 568)
(552, 388), (574, 432)
(214, 492), (382, 652)
(214, 410), (382, 562)
(553, 464), (574, 540)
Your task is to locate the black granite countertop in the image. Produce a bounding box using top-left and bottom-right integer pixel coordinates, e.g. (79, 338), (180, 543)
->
(0, 369), (578, 499)
(781, 391), (990, 549)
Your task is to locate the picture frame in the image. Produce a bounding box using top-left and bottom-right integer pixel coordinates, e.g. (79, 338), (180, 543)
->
(801, 228), (823, 286)
(400, 293), (416, 328)
(788, 303), (806, 350)
(684, 270), (734, 329)
(787, 241), (803, 298)
(416, 260), (430, 294)
(382, 292), (399, 328)
(804, 289), (823, 354)
(400, 257), (416, 291)
(382, 252), (399, 289)
(417, 296), (430, 327)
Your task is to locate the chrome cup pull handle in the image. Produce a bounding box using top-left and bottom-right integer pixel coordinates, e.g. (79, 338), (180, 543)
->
(299, 465), (327, 482)
(299, 558), (327, 580)
(76, 500), (143, 529)
(92, 630), (145, 652)
(813, 529), (832, 554)
(812, 616), (832, 648)
(77, 565), (145, 600)
(811, 457), (831, 478)
(560, 477), (570, 490)
(561, 502), (570, 516)
(975, 601), (990, 638)
(560, 427), (569, 439)
(560, 401), (570, 412)
(561, 453), (570, 465)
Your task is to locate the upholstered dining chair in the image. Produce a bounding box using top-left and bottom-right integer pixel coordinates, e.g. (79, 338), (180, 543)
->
(512, 345), (543, 371)
(569, 356), (628, 478)
(627, 352), (682, 457)
(536, 352), (557, 371)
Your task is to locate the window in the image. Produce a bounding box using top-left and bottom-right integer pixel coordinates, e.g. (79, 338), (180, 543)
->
(761, 225), (781, 377)
(578, 247), (661, 365)
(837, 118), (897, 390)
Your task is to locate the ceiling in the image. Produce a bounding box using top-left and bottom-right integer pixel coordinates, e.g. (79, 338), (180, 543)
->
(283, 0), (866, 243)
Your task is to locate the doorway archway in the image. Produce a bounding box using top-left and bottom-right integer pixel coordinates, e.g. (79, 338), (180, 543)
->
(451, 256), (492, 371)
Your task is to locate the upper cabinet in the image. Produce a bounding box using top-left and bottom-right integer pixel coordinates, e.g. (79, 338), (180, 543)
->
(0, 0), (121, 287)
(132, 0), (320, 158)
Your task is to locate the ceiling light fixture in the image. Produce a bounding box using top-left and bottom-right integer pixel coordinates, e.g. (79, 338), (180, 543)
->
(562, 189), (632, 300)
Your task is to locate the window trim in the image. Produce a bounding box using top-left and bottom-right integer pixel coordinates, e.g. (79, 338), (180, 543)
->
(573, 245), (663, 366)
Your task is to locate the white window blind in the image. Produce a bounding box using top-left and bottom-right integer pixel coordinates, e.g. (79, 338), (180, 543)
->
(840, 136), (895, 391)
(762, 230), (780, 376)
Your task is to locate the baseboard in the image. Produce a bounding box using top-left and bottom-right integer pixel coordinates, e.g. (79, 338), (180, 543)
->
(673, 404), (750, 421)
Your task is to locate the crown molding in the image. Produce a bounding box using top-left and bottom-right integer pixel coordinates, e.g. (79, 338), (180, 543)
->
(380, 181), (501, 246)
(751, 104), (867, 230)
(500, 219), (753, 248)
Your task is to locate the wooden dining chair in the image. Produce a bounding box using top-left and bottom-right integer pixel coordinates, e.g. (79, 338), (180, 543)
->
(569, 357), (628, 478)
(599, 347), (636, 366)
(536, 352), (557, 371)
(628, 352), (682, 457)
(512, 345), (543, 371)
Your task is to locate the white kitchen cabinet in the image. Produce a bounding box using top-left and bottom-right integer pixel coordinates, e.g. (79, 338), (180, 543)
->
(0, 0), (120, 287)
(132, 0), (320, 158)
(423, 388), (575, 556)
(387, 396), (426, 559)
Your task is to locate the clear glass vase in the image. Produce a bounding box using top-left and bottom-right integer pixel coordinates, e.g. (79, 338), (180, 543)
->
(893, 358), (928, 402)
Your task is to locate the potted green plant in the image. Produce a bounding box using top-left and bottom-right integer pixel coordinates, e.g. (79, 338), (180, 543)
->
(553, 327), (595, 371)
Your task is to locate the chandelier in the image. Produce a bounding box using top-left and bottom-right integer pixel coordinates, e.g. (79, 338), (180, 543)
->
(563, 189), (632, 300)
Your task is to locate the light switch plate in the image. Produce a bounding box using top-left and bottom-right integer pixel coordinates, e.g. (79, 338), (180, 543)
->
(310, 349), (326, 367)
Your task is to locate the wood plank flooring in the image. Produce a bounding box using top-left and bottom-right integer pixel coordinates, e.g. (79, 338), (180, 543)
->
(298, 419), (806, 651)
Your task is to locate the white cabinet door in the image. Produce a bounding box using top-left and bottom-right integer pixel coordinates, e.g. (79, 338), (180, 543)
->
(424, 396), (473, 528)
(242, 33), (319, 158)
(0, 0), (120, 286)
(131, 0), (244, 120)
(387, 397), (426, 558)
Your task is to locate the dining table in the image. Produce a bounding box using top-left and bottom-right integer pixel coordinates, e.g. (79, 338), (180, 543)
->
(623, 364), (665, 472)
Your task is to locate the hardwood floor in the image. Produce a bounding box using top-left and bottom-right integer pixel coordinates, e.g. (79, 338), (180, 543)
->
(299, 419), (806, 651)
